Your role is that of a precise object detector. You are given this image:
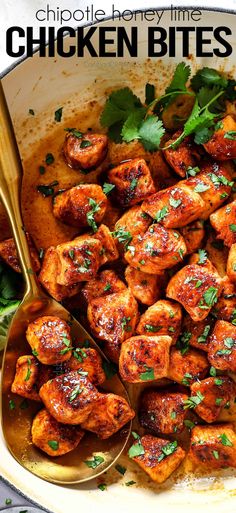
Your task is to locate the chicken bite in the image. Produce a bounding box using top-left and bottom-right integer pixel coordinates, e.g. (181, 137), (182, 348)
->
(81, 393), (135, 438)
(63, 131), (108, 170)
(139, 389), (188, 434)
(56, 235), (102, 286)
(210, 200), (236, 248)
(93, 224), (119, 264)
(11, 355), (40, 401)
(190, 423), (236, 469)
(181, 315), (213, 352)
(180, 221), (205, 255)
(53, 184), (107, 228)
(190, 376), (236, 423)
(163, 132), (200, 178)
(39, 246), (81, 302)
(167, 347), (209, 385)
(130, 434), (185, 483)
(31, 408), (84, 456)
(87, 289), (139, 345)
(166, 263), (222, 321)
(119, 335), (172, 383)
(227, 243), (236, 283)
(26, 316), (72, 365)
(204, 115), (236, 160)
(136, 299), (182, 343)
(124, 224), (187, 274)
(214, 276), (236, 322)
(64, 347), (106, 386)
(39, 372), (99, 424)
(0, 235), (40, 274)
(81, 270), (126, 304)
(113, 206), (151, 255)
(107, 158), (156, 207)
(124, 266), (163, 306)
(208, 320), (236, 372)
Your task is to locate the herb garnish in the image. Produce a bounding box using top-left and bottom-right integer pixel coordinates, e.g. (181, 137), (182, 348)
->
(54, 107), (63, 122)
(184, 391), (205, 409)
(103, 183), (115, 195)
(48, 440), (59, 451)
(84, 455), (104, 468)
(69, 384), (82, 402)
(37, 181), (59, 197)
(158, 440), (178, 462)
(128, 432), (145, 458)
(86, 198), (101, 232)
(219, 433), (233, 447)
(139, 365), (155, 381)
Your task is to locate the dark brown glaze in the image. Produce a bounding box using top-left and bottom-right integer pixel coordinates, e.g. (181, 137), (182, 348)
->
(108, 158), (156, 207)
(136, 299), (182, 344)
(26, 315), (72, 365)
(53, 184), (107, 228)
(167, 347), (209, 385)
(208, 320), (236, 372)
(139, 389), (188, 434)
(190, 423), (236, 468)
(63, 132), (108, 170)
(190, 376), (236, 423)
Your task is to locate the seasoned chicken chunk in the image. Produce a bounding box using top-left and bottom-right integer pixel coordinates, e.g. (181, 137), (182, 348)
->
(56, 235), (102, 286)
(130, 434), (185, 483)
(31, 408), (84, 456)
(142, 183), (205, 228)
(205, 233), (228, 277)
(114, 206), (151, 255)
(227, 244), (236, 283)
(26, 316), (72, 365)
(190, 423), (236, 469)
(181, 315), (213, 352)
(63, 131), (108, 170)
(210, 200), (236, 248)
(39, 246), (81, 301)
(39, 372), (99, 424)
(164, 132), (200, 177)
(208, 320), (236, 372)
(168, 347), (209, 385)
(180, 221), (205, 255)
(124, 266), (163, 306)
(139, 389), (188, 434)
(11, 355), (40, 401)
(81, 270), (126, 304)
(0, 235), (40, 274)
(87, 289), (139, 345)
(204, 115), (236, 160)
(64, 347), (106, 385)
(101, 199), (121, 231)
(93, 224), (119, 264)
(119, 335), (172, 383)
(81, 393), (135, 438)
(53, 184), (107, 228)
(107, 158), (156, 207)
(166, 263), (222, 321)
(214, 276), (236, 322)
(136, 299), (182, 344)
(190, 376), (236, 423)
(125, 224), (187, 274)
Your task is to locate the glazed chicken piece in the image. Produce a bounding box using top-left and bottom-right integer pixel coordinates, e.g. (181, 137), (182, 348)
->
(208, 320), (236, 372)
(26, 316), (72, 365)
(107, 158), (156, 207)
(0, 235), (40, 274)
(38, 246), (81, 301)
(87, 289), (139, 345)
(190, 423), (236, 469)
(101, 199), (121, 231)
(139, 389), (188, 435)
(119, 335), (172, 383)
(93, 224), (119, 264)
(113, 206), (151, 255)
(124, 266), (163, 306)
(190, 376), (236, 423)
(205, 233), (228, 277)
(56, 235), (102, 286)
(181, 315), (214, 352)
(204, 115), (236, 160)
(167, 347), (209, 385)
(227, 244), (236, 283)
(81, 392), (135, 438)
(39, 372), (99, 424)
(179, 221), (205, 255)
(210, 200), (236, 248)
(136, 299), (182, 344)
(31, 408), (84, 456)
(11, 355), (40, 401)
(141, 182), (205, 228)
(166, 263), (222, 322)
(163, 132), (200, 177)
(214, 276), (236, 322)
(64, 347), (106, 386)
(130, 434), (186, 483)
(81, 270), (126, 304)
(53, 184), (107, 228)
(63, 131), (108, 170)
(124, 224), (187, 274)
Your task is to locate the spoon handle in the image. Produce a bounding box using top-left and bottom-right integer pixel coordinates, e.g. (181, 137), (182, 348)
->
(0, 81), (41, 298)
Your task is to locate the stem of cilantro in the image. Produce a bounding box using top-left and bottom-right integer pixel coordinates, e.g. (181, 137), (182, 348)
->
(145, 91), (195, 119)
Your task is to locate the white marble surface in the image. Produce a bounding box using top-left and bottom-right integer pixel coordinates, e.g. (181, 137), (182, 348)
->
(1, 0), (236, 72)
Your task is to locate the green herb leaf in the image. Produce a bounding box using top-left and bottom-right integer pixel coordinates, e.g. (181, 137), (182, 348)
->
(113, 227), (132, 247)
(184, 419), (195, 429)
(191, 67), (228, 91)
(125, 480), (136, 486)
(69, 384), (82, 402)
(28, 109), (35, 116)
(80, 139), (92, 148)
(210, 366), (217, 377)
(145, 83), (155, 104)
(155, 206), (169, 223)
(9, 399), (15, 410)
(139, 366), (155, 381)
(224, 131), (236, 140)
(213, 450), (219, 459)
(203, 286), (218, 307)
(184, 391), (205, 409)
(197, 325), (211, 344)
(54, 107), (63, 122)
(84, 455), (104, 468)
(176, 331), (192, 355)
(115, 464), (126, 475)
(103, 183), (115, 195)
(169, 196), (182, 208)
(45, 153), (54, 165)
(229, 224), (236, 232)
(198, 249), (208, 264)
(219, 433), (233, 447)
(64, 128), (83, 139)
(48, 440), (59, 451)
(138, 115), (165, 151)
(37, 181), (59, 197)
(158, 440), (178, 462)
(194, 182), (210, 193)
(86, 197), (101, 232)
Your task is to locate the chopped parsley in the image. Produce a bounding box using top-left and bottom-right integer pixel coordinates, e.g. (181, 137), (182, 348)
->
(128, 432), (145, 458)
(176, 331), (192, 355)
(194, 182), (210, 193)
(213, 450), (219, 460)
(24, 358), (32, 382)
(224, 131), (236, 140)
(139, 366), (155, 381)
(197, 325), (211, 344)
(28, 108), (35, 116)
(104, 283), (111, 292)
(125, 480), (136, 486)
(121, 316), (131, 332)
(169, 196), (182, 208)
(130, 178), (138, 191)
(103, 183), (115, 195)
(182, 373), (193, 386)
(54, 107), (63, 122)
(218, 433), (233, 447)
(229, 224), (236, 232)
(184, 419), (195, 429)
(184, 391), (205, 409)
(202, 286), (218, 307)
(45, 153), (54, 165)
(115, 464), (126, 475)
(69, 384), (82, 402)
(98, 483), (107, 491)
(113, 227), (132, 247)
(37, 180), (59, 197)
(65, 128), (83, 138)
(84, 455), (104, 468)
(86, 198), (101, 232)
(158, 441), (178, 462)
(48, 440), (59, 451)
(198, 249), (207, 264)
(144, 324), (162, 333)
(155, 206), (169, 222)
(9, 399), (15, 410)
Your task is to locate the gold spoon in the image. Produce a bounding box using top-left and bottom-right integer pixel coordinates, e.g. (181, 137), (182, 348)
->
(0, 81), (132, 484)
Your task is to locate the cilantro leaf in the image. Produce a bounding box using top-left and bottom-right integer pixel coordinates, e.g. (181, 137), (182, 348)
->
(166, 62), (191, 95)
(145, 83), (155, 104)
(191, 67), (228, 91)
(197, 86), (225, 113)
(138, 115), (165, 151)
(100, 87), (144, 128)
(121, 111), (143, 143)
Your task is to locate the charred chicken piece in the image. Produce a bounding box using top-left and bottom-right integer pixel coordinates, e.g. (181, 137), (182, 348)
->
(56, 235), (102, 286)
(163, 132), (200, 178)
(167, 347), (209, 385)
(210, 200), (236, 248)
(119, 335), (172, 383)
(63, 131), (108, 170)
(180, 221), (205, 255)
(208, 320), (236, 372)
(107, 158), (156, 207)
(53, 184), (107, 228)
(38, 246), (81, 302)
(136, 299), (182, 344)
(190, 376), (236, 423)
(81, 270), (126, 304)
(64, 347), (106, 386)
(39, 372), (99, 424)
(124, 266), (163, 306)
(227, 244), (236, 283)
(204, 115), (236, 160)
(31, 408), (84, 456)
(93, 224), (119, 264)
(130, 434), (185, 483)
(26, 316), (72, 365)
(214, 276), (236, 322)
(81, 392), (135, 439)
(139, 389), (188, 435)
(0, 235), (40, 274)
(181, 315), (214, 352)
(190, 423), (236, 469)
(11, 355), (40, 401)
